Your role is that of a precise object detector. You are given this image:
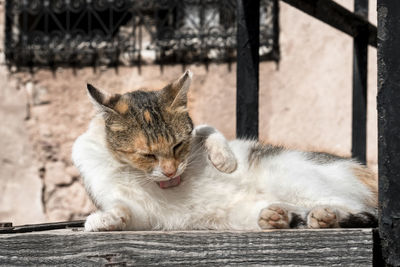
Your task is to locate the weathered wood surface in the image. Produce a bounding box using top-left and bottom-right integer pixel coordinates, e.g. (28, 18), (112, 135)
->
(0, 229), (373, 266)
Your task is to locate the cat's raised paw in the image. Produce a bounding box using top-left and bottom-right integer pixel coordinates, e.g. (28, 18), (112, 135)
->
(258, 205), (289, 229)
(206, 138), (237, 173)
(208, 148), (237, 173)
(307, 207), (339, 228)
(85, 210), (128, 232)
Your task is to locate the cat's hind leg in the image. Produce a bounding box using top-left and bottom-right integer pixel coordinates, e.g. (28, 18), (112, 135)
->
(307, 206), (377, 228)
(307, 206), (339, 228)
(258, 203), (308, 229)
(338, 211), (378, 228)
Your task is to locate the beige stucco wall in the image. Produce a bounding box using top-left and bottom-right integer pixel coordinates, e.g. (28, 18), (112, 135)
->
(0, 0), (378, 225)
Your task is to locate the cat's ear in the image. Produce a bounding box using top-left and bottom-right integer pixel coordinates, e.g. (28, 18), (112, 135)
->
(162, 70), (192, 111)
(87, 84), (122, 114)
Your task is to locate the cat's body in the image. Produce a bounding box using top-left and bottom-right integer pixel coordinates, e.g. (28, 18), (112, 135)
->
(72, 71), (377, 231)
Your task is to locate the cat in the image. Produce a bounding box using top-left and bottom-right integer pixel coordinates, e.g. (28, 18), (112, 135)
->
(72, 70), (377, 231)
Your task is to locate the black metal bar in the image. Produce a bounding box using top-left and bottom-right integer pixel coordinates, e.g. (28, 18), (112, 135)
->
(4, 0), (12, 65)
(0, 220), (85, 234)
(236, 0), (260, 139)
(272, 0), (281, 61)
(281, 0), (377, 48)
(351, 0), (368, 164)
(377, 1), (400, 266)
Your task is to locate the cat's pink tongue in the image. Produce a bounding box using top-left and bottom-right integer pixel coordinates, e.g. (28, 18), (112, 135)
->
(158, 176), (181, 189)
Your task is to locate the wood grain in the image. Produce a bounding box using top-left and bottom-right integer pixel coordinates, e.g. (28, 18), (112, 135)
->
(0, 229), (373, 266)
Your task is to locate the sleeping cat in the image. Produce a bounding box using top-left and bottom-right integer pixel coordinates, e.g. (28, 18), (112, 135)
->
(72, 70), (377, 231)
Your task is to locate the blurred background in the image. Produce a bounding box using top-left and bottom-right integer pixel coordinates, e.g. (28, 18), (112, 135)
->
(0, 0), (377, 225)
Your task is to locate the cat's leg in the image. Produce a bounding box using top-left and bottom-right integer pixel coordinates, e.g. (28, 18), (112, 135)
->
(73, 134), (152, 232)
(307, 206), (340, 228)
(306, 206), (378, 228)
(84, 198), (152, 232)
(258, 203), (308, 229)
(84, 202), (132, 232)
(193, 125), (237, 173)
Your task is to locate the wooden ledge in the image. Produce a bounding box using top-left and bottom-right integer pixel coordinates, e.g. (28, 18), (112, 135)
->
(0, 228), (374, 266)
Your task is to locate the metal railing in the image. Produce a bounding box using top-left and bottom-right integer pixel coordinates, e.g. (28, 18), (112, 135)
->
(4, 0), (279, 69)
(236, 0), (399, 265)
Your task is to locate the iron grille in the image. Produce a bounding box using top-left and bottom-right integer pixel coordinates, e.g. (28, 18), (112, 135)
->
(5, 0), (279, 68)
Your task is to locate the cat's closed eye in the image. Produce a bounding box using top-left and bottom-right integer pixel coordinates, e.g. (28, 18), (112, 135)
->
(142, 153), (157, 160)
(117, 149), (135, 154)
(173, 141), (183, 155)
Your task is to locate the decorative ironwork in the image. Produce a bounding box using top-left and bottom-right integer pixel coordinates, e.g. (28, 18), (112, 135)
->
(5, 0), (279, 68)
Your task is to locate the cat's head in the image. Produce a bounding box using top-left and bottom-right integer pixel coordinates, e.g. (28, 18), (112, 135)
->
(87, 71), (194, 186)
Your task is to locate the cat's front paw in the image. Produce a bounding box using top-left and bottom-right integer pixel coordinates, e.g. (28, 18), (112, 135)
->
(208, 148), (237, 173)
(307, 206), (339, 228)
(258, 205), (289, 229)
(206, 140), (237, 173)
(85, 210), (128, 232)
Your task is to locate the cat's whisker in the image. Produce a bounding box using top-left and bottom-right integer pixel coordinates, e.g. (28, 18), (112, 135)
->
(188, 145), (206, 158)
(184, 159), (203, 169)
(187, 142), (207, 156)
(138, 179), (153, 187)
(186, 153), (205, 164)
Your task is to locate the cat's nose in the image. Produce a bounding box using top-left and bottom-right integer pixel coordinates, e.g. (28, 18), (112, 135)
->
(163, 171), (176, 178)
(161, 159), (177, 177)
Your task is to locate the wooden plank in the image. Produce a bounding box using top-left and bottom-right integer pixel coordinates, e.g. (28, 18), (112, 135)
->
(377, 1), (400, 266)
(282, 0), (377, 47)
(351, 0), (369, 164)
(0, 229), (374, 266)
(236, 0), (259, 139)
